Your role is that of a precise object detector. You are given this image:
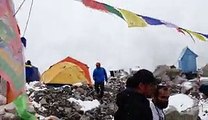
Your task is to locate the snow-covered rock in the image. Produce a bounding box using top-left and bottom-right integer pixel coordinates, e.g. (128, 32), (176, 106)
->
(165, 94), (199, 120)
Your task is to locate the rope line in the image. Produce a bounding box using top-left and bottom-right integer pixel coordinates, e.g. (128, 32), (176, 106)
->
(23, 0), (34, 36)
(13, 0), (26, 16)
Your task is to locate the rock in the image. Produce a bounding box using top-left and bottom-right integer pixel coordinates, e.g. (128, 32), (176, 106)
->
(0, 95), (6, 105)
(39, 98), (47, 105)
(0, 79), (7, 97)
(161, 74), (171, 82)
(84, 96), (93, 101)
(108, 103), (116, 112)
(166, 69), (181, 80)
(4, 103), (16, 114)
(2, 112), (19, 120)
(165, 94), (199, 120)
(153, 65), (169, 78)
(69, 112), (81, 120)
(166, 106), (199, 120)
(27, 105), (36, 114)
(64, 107), (72, 113)
(45, 115), (60, 120)
(71, 102), (82, 111)
(27, 80), (122, 119)
(76, 87), (85, 95)
(181, 81), (194, 94)
(0, 105), (5, 115)
(165, 106), (181, 120)
(173, 76), (188, 84)
(201, 64), (208, 77)
(80, 115), (90, 120)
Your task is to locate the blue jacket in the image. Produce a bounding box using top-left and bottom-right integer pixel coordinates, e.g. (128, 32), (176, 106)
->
(93, 67), (107, 83)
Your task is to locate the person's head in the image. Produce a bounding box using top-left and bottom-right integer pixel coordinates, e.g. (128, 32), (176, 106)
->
(26, 60), (31, 65)
(96, 62), (101, 68)
(126, 69), (157, 98)
(152, 83), (171, 109)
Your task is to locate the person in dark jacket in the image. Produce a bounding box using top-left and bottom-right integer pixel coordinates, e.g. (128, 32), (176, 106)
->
(93, 62), (108, 98)
(114, 69), (157, 120)
(25, 60), (33, 83)
(25, 60), (40, 83)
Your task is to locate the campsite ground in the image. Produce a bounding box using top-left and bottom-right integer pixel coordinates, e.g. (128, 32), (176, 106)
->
(26, 78), (208, 120)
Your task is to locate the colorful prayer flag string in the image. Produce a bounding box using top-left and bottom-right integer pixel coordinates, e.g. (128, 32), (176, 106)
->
(79, 0), (208, 42)
(0, 0), (36, 119)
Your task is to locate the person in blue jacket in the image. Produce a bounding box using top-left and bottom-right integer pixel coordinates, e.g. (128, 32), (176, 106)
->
(93, 62), (108, 98)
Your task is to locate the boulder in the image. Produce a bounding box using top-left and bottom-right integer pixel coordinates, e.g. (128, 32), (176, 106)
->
(4, 103), (16, 114)
(153, 65), (169, 78)
(45, 115), (60, 120)
(2, 112), (19, 120)
(0, 78), (7, 97)
(165, 106), (199, 120)
(165, 94), (199, 120)
(201, 64), (208, 77)
(0, 95), (6, 105)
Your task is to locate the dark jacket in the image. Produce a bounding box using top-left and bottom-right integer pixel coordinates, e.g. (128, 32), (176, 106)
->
(114, 88), (153, 120)
(25, 65), (40, 83)
(25, 65), (33, 83)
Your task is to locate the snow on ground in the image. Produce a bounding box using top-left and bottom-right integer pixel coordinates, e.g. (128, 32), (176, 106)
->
(26, 81), (46, 91)
(182, 81), (193, 91)
(167, 93), (208, 120)
(199, 99), (208, 120)
(168, 94), (194, 112)
(27, 81), (208, 119)
(68, 98), (100, 112)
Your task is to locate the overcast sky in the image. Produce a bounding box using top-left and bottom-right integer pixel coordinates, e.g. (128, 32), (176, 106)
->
(13, 0), (208, 74)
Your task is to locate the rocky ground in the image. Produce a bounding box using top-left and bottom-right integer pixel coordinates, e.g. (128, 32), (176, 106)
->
(27, 76), (127, 120)
(2, 65), (208, 120)
(26, 66), (208, 120)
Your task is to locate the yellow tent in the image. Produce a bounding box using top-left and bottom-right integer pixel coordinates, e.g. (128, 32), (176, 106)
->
(41, 62), (88, 85)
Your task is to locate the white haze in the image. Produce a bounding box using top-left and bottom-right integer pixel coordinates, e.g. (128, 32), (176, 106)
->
(13, 0), (208, 75)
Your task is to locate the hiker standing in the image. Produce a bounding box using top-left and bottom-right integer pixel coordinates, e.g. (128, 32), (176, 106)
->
(93, 62), (108, 98)
(114, 69), (157, 120)
(25, 60), (40, 83)
(25, 60), (33, 83)
(150, 83), (170, 120)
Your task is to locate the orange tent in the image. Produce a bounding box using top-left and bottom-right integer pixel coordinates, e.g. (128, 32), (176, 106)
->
(59, 56), (92, 85)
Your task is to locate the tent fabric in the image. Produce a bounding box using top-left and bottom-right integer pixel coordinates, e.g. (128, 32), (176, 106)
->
(178, 47), (198, 73)
(178, 47), (198, 60)
(41, 62), (89, 85)
(59, 56), (92, 85)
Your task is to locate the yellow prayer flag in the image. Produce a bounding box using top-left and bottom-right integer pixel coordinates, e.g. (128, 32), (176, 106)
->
(118, 9), (147, 27)
(187, 30), (206, 41)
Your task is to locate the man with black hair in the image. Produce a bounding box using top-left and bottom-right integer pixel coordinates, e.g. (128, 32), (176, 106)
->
(150, 83), (171, 120)
(114, 69), (157, 120)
